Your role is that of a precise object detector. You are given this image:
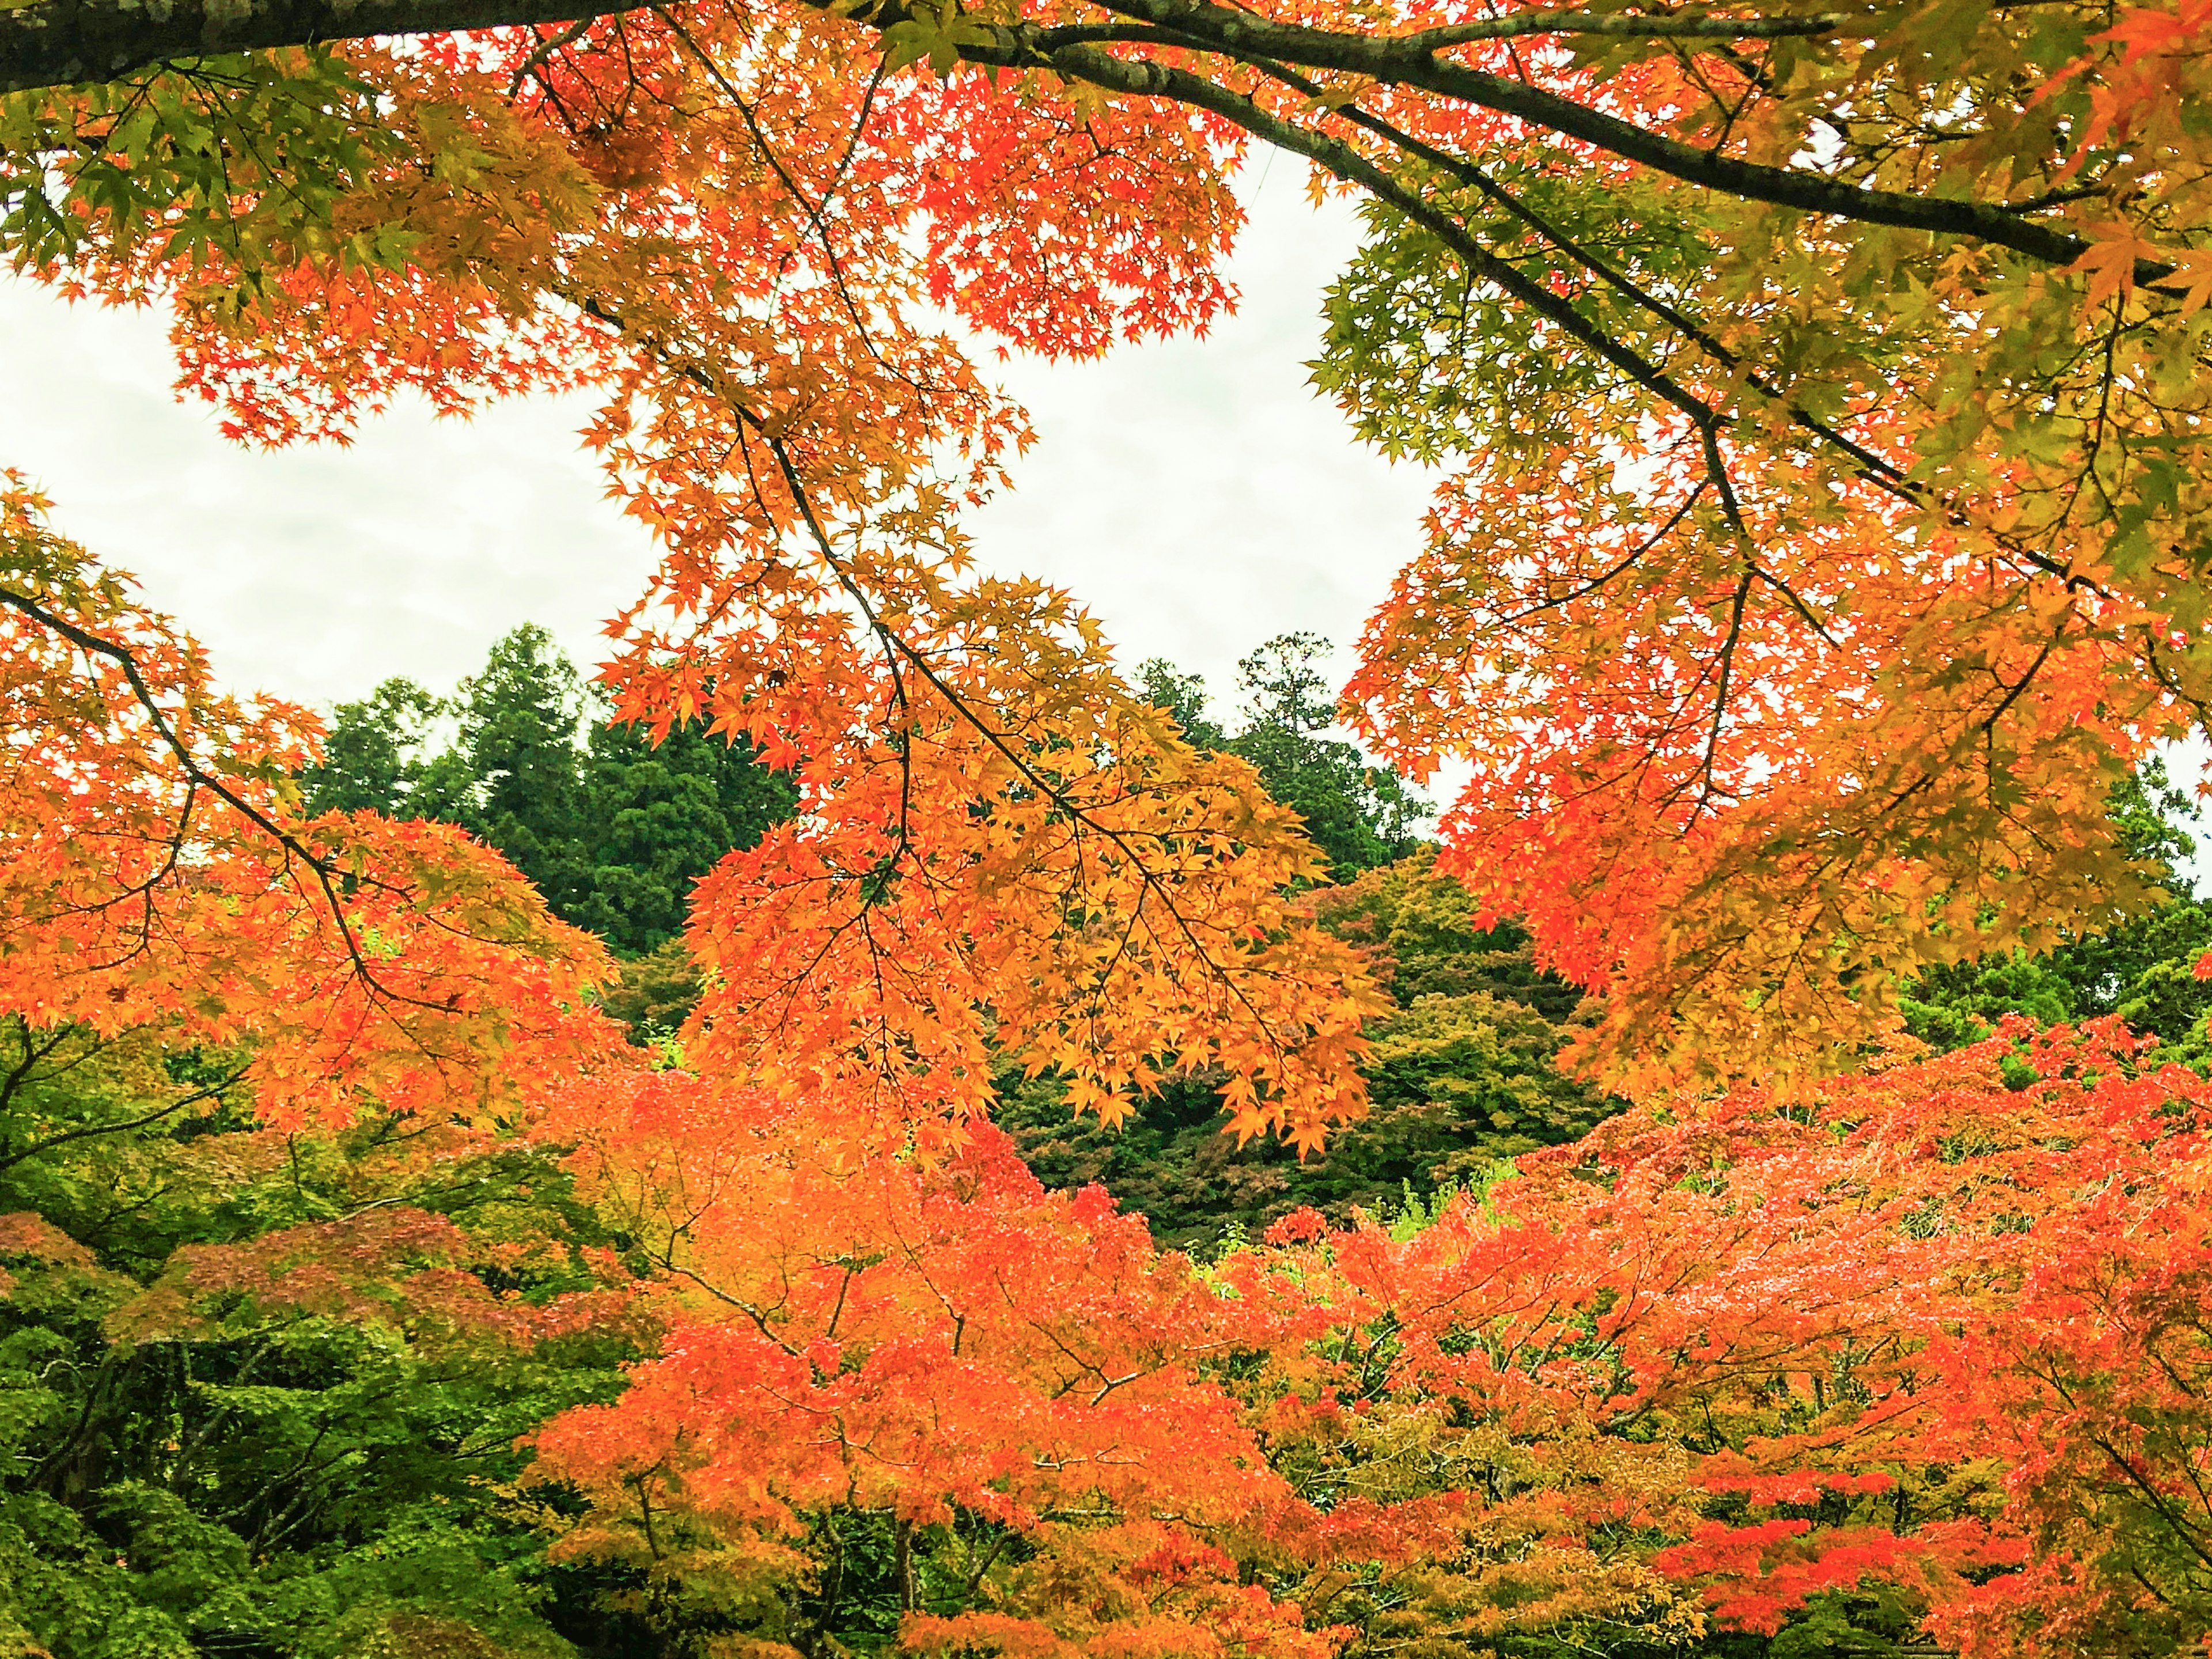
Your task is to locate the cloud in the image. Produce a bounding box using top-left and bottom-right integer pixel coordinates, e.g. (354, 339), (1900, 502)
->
(0, 287), (655, 709)
(0, 166), (1434, 732)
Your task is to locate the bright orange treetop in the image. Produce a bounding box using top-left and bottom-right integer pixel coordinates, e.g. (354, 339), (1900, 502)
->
(499, 1018), (2212, 1657)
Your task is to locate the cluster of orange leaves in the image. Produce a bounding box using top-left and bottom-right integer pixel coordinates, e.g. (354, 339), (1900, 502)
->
(0, 478), (616, 1127)
(14, 0), (2208, 1093)
(9, 0), (2212, 1646)
(3, 519), (2210, 1650)
(522, 1018), (2212, 1658)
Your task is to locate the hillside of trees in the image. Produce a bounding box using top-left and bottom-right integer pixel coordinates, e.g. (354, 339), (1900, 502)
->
(14, 3), (2212, 1649)
(13, 569), (2212, 1659)
(302, 627), (1615, 1249)
(302, 626), (2212, 1253)
(302, 625), (798, 957)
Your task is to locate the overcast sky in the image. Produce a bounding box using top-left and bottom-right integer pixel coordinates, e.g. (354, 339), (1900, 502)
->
(0, 164), (1436, 736)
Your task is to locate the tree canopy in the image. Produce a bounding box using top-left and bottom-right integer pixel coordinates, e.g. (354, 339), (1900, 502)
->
(7, 0), (2212, 1088)
(304, 623), (797, 954)
(7, 0), (2212, 1650)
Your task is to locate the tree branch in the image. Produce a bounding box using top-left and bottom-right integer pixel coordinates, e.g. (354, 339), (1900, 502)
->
(0, 0), (2147, 277)
(0, 0), (618, 93)
(1071, 0), (2097, 267)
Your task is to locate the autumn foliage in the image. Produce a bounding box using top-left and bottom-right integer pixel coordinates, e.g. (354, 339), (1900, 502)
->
(0, 481), (619, 1122)
(7, 540), (2212, 1651)
(9, 0), (2212, 1085)
(13, 584), (2212, 1659)
(9, 0), (2212, 1649)
(474, 1015), (2212, 1659)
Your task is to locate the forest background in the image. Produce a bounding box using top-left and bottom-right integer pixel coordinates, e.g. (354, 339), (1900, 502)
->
(302, 624), (2212, 1248)
(9, 2), (2212, 1657)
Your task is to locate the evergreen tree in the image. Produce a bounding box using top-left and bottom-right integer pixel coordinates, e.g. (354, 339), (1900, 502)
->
(574, 717), (800, 955)
(304, 626), (796, 959)
(1134, 658), (1225, 751)
(1135, 632), (1429, 881)
(441, 624), (598, 919)
(300, 678), (443, 817)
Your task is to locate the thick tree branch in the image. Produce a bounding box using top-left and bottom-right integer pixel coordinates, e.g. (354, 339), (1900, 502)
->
(0, 0), (2127, 274)
(1025, 39), (1726, 431)
(0, 0), (1849, 94)
(1071, 0), (2094, 267)
(1407, 8), (1851, 43)
(0, 0), (616, 92)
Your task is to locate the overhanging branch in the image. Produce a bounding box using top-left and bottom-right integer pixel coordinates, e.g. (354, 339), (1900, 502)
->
(0, 0), (2120, 274)
(0, 0), (632, 90)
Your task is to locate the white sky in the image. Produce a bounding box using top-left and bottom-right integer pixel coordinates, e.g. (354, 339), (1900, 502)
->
(0, 165), (1437, 735)
(6, 164), (2196, 867)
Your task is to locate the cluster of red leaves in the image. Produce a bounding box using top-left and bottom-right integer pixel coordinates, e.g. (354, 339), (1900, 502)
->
(503, 1018), (2212, 1657)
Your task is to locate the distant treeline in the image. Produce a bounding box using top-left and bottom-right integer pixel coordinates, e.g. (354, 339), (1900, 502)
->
(307, 627), (2212, 1251)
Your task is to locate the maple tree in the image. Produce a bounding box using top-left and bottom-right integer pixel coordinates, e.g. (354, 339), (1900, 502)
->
(3, 510), (2210, 1653)
(2, 0), (2209, 1088)
(0, 483), (615, 1128)
(0, 493), (656, 1652)
(9, 0), (2212, 1646)
(0, 494), (1332, 1650)
(506, 1017), (2212, 1659)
